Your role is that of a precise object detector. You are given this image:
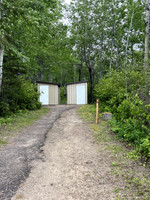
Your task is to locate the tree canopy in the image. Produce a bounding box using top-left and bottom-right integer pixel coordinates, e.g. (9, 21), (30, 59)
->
(0, 0), (149, 102)
(0, 0), (149, 159)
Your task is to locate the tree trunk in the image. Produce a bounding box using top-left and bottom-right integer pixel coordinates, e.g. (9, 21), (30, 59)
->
(0, 49), (4, 96)
(88, 66), (94, 103)
(125, 9), (134, 60)
(80, 57), (83, 81)
(116, 44), (119, 69)
(83, 46), (94, 102)
(110, 1), (116, 70)
(61, 66), (63, 85)
(144, 0), (150, 69)
(79, 57), (83, 81)
(0, 0), (3, 96)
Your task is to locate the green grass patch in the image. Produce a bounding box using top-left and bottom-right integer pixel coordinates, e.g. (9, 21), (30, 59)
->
(0, 107), (50, 127)
(0, 139), (7, 145)
(77, 104), (96, 123)
(0, 107), (50, 148)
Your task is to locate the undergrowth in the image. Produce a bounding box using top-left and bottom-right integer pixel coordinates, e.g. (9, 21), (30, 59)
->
(0, 76), (42, 117)
(94, 68), (150, 159)
(0, 107), (50, 148)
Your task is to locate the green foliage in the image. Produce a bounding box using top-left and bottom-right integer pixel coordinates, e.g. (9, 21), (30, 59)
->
(1, 0), (76, 117)
(0, 101), (10, 117)
(139, 135), (150, 158)
(60, 86), (67, 104)
(0, 107), (49, 127)
(94, 69), (144, 113)
(1, 77), (41, 117)
(94, 68), (150, 158)
(68, 0), (145, 100)
(18, 77), (41, 110)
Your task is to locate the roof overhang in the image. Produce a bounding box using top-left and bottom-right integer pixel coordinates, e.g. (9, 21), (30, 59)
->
(36, 81), (61, 87)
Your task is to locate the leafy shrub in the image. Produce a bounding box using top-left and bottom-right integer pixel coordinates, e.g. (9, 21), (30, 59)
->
(94, 68), (150, 158)
(139, 135), (150, 158)
(60, 86), (67, 104)
(18, 77), (41, 110)
(0, 76), (41, 118)
(94, 69), (144, 112)
(0, 101), (10, 117)
(116, 95), (147, 122)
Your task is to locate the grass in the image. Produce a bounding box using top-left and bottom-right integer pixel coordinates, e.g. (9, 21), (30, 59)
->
(77, 104), (150, 200)
(60, 97), (67, 104)
(0, 107), (50, 149)
(0, 139), (7, 145)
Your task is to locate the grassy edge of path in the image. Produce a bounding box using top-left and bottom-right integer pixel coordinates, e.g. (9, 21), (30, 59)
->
(77, 105), (150, 200)
(0, 107), (50, 149)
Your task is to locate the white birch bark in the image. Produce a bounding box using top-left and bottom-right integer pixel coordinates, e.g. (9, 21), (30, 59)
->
(110, 0), (116, 69)
(0, 0), (4, 94)
(144, 0), (150, 69)
(125, 9), (134, 59)
(0, 49), (4, 94)
(109, 19), (116, 69)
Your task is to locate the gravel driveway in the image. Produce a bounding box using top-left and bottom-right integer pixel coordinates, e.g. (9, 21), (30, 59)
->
(0, 105), (76, 200)
(11, 107), (118, 200)
(2, 106), (148, 200)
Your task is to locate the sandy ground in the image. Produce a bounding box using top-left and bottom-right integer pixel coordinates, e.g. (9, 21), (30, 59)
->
(11, 108), (120, 200)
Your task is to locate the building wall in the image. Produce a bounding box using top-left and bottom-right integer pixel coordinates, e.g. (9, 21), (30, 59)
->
(85, 83), (88, 104)
(67, 82), (88, 105)
(49, 85), (58, 105)
(67, 84), (77, 104)
(37, 83), (60, 105)
(58, 87), (60, 104)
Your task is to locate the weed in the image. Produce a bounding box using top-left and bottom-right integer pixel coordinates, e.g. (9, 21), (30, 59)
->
(114, 188), (121, 194)
(127, 150), (141, 161)
(86, 173), (91, 176)
(0, 140), (7, 145)
(112, 162), (119, 167)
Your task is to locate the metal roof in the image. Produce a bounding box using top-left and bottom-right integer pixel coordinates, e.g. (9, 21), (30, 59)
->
(36, 81), (61, 87)
(66, 81), (88, 86)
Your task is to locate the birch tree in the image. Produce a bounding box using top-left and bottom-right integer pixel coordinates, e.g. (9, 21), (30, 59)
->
(144, 0), (150, 69)
(0, 50), (3, 95)
(0, 0), (4, 95)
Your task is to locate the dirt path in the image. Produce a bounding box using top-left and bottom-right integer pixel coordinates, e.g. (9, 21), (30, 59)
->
(0, 105), (76, 200)
(11, 108), (119, 200)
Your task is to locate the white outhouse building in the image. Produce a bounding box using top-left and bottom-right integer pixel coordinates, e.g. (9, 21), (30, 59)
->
(37, 81), (60, 105)
(66, 81), (88, 105)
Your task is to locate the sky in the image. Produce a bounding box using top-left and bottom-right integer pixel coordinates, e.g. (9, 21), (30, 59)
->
(65, 0), (71, 4)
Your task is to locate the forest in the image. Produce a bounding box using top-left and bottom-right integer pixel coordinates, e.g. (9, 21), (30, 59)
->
(0, 0), (150, 158)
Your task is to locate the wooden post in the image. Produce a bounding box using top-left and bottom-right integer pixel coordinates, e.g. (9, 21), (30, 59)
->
(96, 99), (99, 124)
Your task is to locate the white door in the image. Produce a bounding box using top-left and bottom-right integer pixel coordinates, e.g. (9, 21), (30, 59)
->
(77, 85), (85, 104)
(40, 85), (49, 105)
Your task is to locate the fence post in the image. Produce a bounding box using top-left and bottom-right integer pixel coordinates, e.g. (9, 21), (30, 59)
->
(96, 99), (99, 124)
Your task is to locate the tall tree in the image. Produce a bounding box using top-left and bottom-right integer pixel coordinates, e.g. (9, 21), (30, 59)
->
(68, 0), (145, 73)
(69, 0), (100, 102)
(144, 0), (149, 69)
(0, 0), (4, 95)
(0, 0), (62, 95)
